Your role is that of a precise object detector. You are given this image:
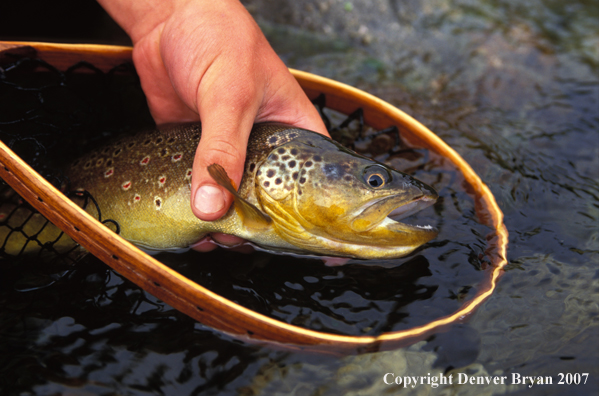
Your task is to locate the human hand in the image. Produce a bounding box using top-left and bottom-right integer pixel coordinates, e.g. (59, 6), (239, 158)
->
(97, 0), (328, 231)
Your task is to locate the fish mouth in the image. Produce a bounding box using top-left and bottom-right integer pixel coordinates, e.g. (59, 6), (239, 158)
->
(388, 194), (435, 221)
(351, 192), (438, 236)
(383, 194), (437, 232)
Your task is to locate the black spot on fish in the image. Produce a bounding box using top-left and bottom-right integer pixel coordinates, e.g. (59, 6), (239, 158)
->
(155, 198), (162, 209)
(268, 136), (278, 144)
(277, 148), (285, 154)
(143, 139), (152, 146)
(167, 137), (176, 144)
(275, 178), (282, 185)
(155, 137), (163, 145)
(106, 159), (113, 167)
(289, 160), (296, 168)
(290, 148), (298, 155)
(344, 175), (353, 182)
(289, 133), (298, 139)
(257, 170), (262, 176)
(282, 155), (290, 161)
(269, 154), (279, 161)
(113, 148), (122, 157)
(279, 163), (286, 171)
(292, 172), (298, 180)
(305, 161), (313, 168)
(298, 188), (302, 195)
(249, 163), (256, 172)
(299, 177), (306, 184)
(263, 181), (270, 187)
(266, 169), (275, 178)
(313, 155), (322, 162)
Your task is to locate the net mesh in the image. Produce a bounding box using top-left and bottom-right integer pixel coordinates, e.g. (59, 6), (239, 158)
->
(0, 55), (151, 264)
(0, 53), (425, 265)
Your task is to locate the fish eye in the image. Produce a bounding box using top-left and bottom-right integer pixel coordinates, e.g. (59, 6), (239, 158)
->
(367, 173), (385, 188)
(363, 165), (390, 189)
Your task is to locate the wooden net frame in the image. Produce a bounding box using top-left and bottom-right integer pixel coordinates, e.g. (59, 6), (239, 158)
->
(0, 41), (508, 354)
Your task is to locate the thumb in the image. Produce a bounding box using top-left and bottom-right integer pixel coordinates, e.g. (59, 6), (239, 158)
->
(189, 92), (261, 221)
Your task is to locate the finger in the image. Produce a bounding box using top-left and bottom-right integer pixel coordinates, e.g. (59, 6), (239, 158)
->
(211, 233), (245, 246)
(189, 74), (263, 221)
(190, 237), (218, 252)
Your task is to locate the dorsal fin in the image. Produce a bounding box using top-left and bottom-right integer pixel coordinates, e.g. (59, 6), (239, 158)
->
(207, 164), (272, 230)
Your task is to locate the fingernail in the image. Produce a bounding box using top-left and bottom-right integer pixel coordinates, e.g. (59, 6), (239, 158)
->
(194, 185), (225, 215)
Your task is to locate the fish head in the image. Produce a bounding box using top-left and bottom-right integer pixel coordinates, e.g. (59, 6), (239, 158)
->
(255, 132), (438, 259)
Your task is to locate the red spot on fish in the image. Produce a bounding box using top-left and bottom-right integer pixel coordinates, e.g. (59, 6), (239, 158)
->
(0, 213), (6, 221)
(105, 168), (114, 178)
(134, 194), (141, 202)
(122, 181), (132, 190)
(159, 176), (166, 186)
(172, 153), (183, 162)
(140, 156), (150, 165)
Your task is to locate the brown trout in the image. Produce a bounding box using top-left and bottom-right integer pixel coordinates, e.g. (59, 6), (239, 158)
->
(2, 123), (438, 259)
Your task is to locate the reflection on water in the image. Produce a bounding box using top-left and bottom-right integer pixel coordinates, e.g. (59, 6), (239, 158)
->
(1, 0), (598, 394)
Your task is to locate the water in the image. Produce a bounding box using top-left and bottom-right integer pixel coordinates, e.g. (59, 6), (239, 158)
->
(1, 0), (598, 394)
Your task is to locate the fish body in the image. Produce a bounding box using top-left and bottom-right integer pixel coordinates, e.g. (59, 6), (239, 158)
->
(5, 123), (438, 260)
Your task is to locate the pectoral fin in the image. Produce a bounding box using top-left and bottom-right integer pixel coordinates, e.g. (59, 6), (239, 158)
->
(207, 163), (272, 230)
